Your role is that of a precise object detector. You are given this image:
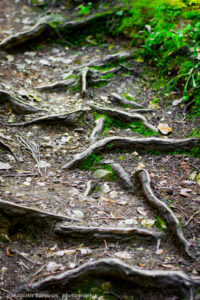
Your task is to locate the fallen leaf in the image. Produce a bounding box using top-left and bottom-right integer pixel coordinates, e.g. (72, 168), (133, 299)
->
(77, 248), (92, 255)
(179, 188), (192, 197)
(156, 249), (164, 255)
(141, 219), (155, 228)
(6, 247), (13, 257)
(196, 173), (200, 186)
(138, 263), (146, 267)
(157, 123), (173, 135)
(137, 162), (145, 169)
(0, 162), (12, 170)
(137, 207), (147, 216)
(114, 251), (132, 260)
(161, 264), (175, 269)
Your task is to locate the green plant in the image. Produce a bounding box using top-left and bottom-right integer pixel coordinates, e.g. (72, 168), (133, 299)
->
(154, 216), (167, 231)
(81, 154), (104, 170)
(78, 3), (92, 15)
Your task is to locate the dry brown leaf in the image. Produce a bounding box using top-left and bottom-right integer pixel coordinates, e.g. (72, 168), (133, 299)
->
(157, 123), (173, 135)
(179, 188), (192, 197)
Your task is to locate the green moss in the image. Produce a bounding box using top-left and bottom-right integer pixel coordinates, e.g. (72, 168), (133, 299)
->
(100, 72), (115, 80)
(81, 154), (104, 170)
(98, 113), (159, 136)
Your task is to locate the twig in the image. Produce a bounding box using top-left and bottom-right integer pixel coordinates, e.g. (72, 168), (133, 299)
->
(14, 249), (43, 266)
(185, 210), (200, 227)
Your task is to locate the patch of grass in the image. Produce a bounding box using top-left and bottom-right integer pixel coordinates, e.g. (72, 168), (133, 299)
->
(154, 216), (167, 231)
(100, 72), (115, 80)
(81, 154), (104, 170)
(101, 164), (118, 181)
(100, 113), (159, 136)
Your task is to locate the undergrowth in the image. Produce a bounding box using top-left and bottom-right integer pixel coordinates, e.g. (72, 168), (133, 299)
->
(95, 113), (159, 136)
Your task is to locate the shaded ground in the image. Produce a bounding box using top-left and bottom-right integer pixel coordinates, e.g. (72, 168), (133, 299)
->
(0, 1), (200, 300)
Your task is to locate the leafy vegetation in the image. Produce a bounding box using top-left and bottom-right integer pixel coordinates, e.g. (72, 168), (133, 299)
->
(115, 0), (200, 116)
(95, 113), (159, 136)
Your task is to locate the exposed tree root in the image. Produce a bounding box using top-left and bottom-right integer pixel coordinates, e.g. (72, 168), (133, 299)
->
(0, 90), (44, 114)
(72, 51), (133, 71)
(135, 168), (195, 259)
(80, 67), (89, 97)
(83, 180), (98, 196)
(111, 162), (134, 191)
(0, 138), (19, 162)
(90, 104), (158, 132)
(0, 11), (116, 51)
(36, 78), (75, 92)
(16, 258), (199, 299)
(89, 116), (105, 144)
(0, 199), (80, 223)
(0, 20), (50, 51)
(55, 225), (162, 241)
(7, 109), (88, 126)
(62, 136), (198, 169)
(110, 92), (144, 109)
(103, 160), (134, 191)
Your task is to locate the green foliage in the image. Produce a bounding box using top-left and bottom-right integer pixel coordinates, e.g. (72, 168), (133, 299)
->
(81, 154), (104, 170)
(78, 3), (92, 15)
(154, 216), (167, 231)
(99, 113), (159, 136)
(115, 0), (200, 116)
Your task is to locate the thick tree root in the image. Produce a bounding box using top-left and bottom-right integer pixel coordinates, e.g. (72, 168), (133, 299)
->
(16, 258), (199, 299)
(7, 109), (88, 126)
(0, 199), (80, 223)
(111, 162), (134, 191)
(0, 90), (44, 114)
(110, 92), (144, 109)
(0, 20), (50, 51)
(0, 11), (116, 51)
(89, 116), (105, 144)
(89, 104), (159, 133)
(72, 51), (133, 71)
(62, 136), (198, 170)
(36, 78), (75, 92)
(103, 160), (134, 191)
(135, 168), (195, 259)
(55, 225), (163, 241)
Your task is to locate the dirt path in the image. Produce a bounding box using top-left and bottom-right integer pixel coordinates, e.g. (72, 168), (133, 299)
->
(0, 1), (200, 300)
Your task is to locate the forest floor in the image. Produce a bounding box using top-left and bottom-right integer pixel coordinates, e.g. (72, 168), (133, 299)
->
(0, 1), (200, 300)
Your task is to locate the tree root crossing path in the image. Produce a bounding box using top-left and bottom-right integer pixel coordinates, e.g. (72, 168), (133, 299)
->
(0, 1), (200, 300)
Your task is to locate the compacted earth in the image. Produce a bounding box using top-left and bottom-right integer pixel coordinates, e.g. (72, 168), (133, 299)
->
(0, 1), (200, 300)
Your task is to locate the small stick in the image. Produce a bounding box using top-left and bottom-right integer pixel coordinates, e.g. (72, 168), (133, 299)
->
(185, 210), (200, 227)
(14, 249), (43, 266)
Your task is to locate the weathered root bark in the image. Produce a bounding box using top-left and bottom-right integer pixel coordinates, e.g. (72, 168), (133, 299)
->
(0, 11), (116, 51)
(135, 168), (195, 259)
(8, 109), (88, 127)
(72, 51), (133, 71)
(0, 20), (50, 51)
(80, 67), (89, 96)
(89, 116), (105, 144)
(111, 162), (134, 191)
(90, 104), (158, 133)
(36, 78), (75, 92)
(0, 90), (44, 114)
(16, 258), (199, 299)
(0, 139), (19, 162)
(55, 225), (163, 241)
(0, 199), (80, 223)
(103, 160), (134, 191)
(110, 92), (144, 109)
(83, 180), (97, 196)
(62, 136), (199, 170)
